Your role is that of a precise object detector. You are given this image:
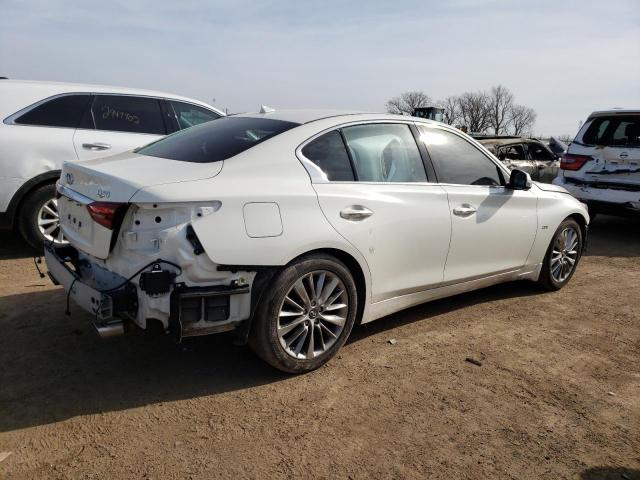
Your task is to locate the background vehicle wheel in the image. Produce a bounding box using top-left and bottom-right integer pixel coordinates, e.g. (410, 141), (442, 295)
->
(18, 183), (66, 250)
(249, 254), (358, 373)
(538, 218), (583, 291)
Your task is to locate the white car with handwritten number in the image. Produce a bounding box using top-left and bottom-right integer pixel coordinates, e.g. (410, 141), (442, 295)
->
(0, 79), (224, 248)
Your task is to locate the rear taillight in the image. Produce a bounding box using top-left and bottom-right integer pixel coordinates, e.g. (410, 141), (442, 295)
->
(87, 202), (127, 230)
(561, 153), (591, 171)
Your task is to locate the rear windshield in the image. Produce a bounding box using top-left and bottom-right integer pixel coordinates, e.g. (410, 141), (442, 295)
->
(581, 115), (640, 147)
(137, 116), (299, 163)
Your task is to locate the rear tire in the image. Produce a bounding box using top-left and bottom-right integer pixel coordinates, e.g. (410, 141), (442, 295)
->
(249, 254), (358, 373)
(18, 183), (65, 251)
(537, 218), (583, 291)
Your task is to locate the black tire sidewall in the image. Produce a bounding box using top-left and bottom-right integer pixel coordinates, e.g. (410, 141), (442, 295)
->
(541, 218), (583, 290)
(251, 255), (358, 373)
(18, 183), (57, 251)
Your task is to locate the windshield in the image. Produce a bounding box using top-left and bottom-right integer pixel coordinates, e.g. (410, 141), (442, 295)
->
(137, 116), (300, 163)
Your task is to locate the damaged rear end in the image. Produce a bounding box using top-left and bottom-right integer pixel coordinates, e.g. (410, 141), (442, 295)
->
(554, 110), (640, 215)
(47, 154), (253, 340)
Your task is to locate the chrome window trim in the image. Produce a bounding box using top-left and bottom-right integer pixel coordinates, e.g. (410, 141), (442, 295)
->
(295, 119), (433, 184)
(57, 182), (94, 205)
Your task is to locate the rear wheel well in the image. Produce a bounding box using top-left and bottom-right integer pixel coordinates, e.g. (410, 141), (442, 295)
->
(7, 172), (60, 228)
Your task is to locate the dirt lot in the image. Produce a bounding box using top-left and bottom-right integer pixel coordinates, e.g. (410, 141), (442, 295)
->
(0, 215), (638, 480)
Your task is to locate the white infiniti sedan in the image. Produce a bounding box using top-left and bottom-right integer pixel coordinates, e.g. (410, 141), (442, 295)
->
(45, 110), (589, 373)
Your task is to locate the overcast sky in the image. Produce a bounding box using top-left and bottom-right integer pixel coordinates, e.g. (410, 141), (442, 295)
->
(1, 0), (638, 136)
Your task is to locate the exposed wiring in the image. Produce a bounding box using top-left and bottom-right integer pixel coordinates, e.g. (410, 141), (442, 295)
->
(66, 278), (78, 315)
(96, 259), (182, 294)
(33, 256), (45, 278)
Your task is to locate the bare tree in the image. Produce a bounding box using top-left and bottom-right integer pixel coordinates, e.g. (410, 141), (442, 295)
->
(385, 91), (432, 116)
(440, 96), (460, 125)
(509, 104), (537, 136)
(488, 85), (514, 135)
(457, 91), (491, 134)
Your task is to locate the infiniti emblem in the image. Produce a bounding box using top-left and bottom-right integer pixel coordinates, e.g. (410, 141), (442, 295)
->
(66, 172), (74, 185)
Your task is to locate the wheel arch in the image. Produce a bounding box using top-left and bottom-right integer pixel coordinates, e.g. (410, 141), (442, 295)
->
(234, 246), (370, 345)
(300, 247), (368, 326)
(4, 170), (61, 229)
(567, 212), (588, 253)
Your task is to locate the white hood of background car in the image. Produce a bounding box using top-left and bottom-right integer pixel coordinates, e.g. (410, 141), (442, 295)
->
(534, 181), (570, 194)
(60, 151), (223, 202)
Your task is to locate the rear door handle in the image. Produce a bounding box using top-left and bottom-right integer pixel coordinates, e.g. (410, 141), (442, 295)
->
(340, 205), (374, 221)
(82, 142), (111, 151)
(453, 204), (477, 217)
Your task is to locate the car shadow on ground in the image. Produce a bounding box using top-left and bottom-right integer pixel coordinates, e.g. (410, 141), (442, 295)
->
(583, 214), (640, 258)
(0, 231), (38, 260)
(580, 467), (640, 480)
(0, 279), (543, 432)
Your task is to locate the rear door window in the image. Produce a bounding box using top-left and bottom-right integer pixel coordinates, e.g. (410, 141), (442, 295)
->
(90, 95), (166, 134)
(498, 145), (525, 160)
(301, 130), (355, 181)
(341, 123), (427, 182)
(14, 94), (92, 128)
(169, 101), (221, 130)
(137, 116), (299, 163)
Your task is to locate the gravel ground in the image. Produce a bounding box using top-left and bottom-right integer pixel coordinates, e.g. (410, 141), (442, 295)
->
(0, 215), (638, 480)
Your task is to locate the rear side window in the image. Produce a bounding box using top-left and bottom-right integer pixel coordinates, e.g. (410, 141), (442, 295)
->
(419, 127), (503, 186)
(14, 94), (91, 128)
(137, 116), (299, 163)
(301, 130), (355, 181)
(342, 124), (427, 182)
(90, 95), (166, 134)
(581, 116), (640, 147)
(498, 144), (525, 160)
(170, 101), (220, 130)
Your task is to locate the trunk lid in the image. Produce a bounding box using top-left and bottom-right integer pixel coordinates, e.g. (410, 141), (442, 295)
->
(58, 151), (222, 258)
(60, 151), (223, 202)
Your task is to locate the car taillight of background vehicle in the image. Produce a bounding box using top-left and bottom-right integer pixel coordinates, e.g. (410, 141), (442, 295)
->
(560, 153), (591, 171)
(87, 202), (127, 229)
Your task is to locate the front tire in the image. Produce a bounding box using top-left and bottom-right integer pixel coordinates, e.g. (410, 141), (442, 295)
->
(18, 183), (66, 250)
(538, 218), (583, 291)
(249, 254), (358, 373)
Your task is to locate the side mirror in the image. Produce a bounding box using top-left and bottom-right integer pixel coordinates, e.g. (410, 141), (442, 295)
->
(508, 169), (532, 190)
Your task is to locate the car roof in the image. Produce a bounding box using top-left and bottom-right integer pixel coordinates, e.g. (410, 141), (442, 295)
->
(233, 109), (432, 125)
(477, 137), (540, 147)
(0, 79), (222, 116)
(588, 109), (640, 117)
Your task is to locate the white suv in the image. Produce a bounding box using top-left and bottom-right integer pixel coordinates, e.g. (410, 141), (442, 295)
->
(553, 109), (640, 216)
(0, 79), (224, 248)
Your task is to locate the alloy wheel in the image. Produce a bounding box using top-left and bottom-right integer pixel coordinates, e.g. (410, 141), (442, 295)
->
(277, 270), (349, 360)
(550, 227), (579, 283)
(37, 198), (66, 244)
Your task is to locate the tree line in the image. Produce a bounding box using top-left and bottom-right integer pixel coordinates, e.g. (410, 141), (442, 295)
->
(385, 85), (537, 136)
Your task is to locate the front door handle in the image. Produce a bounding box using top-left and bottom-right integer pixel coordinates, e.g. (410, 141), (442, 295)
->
(453, 204), (477, 217)
(340, 205), (374, 221)
(82, 142), (111, 151)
